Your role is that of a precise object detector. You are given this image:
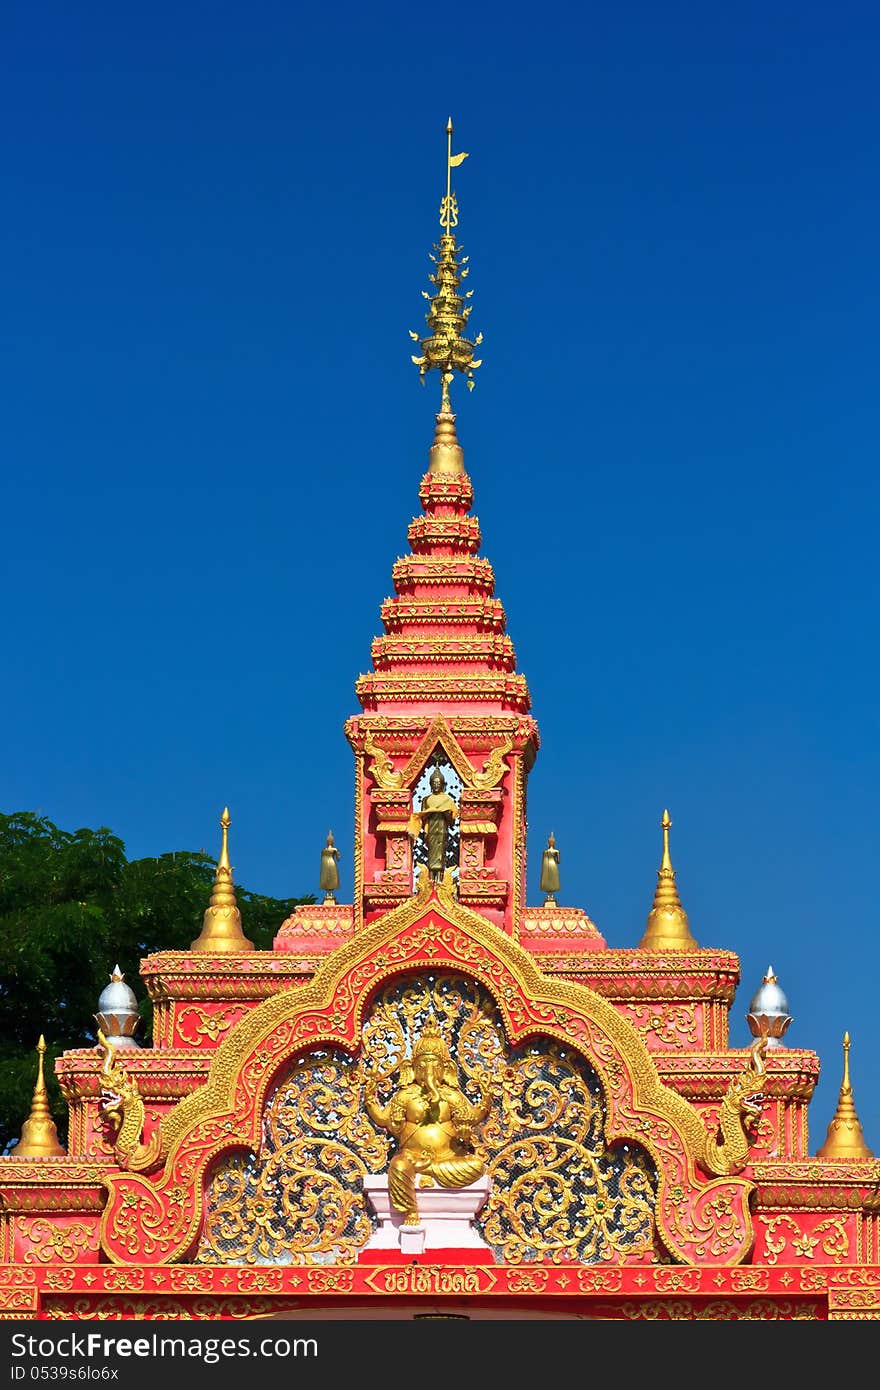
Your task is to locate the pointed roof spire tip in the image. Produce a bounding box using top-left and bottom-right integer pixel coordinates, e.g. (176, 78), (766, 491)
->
(189, 805), (254, 953)
(639, 806), (698, 952)
(12, 1033), (65, 1158)
(410, 118), (482, 418)
(817, 1029), (874, 1160)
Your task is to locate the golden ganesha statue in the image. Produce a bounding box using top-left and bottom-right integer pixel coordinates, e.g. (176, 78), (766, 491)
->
(365, 1018), (491, 1226)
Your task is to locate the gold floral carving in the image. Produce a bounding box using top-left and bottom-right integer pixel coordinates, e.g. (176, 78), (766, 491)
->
(617, 1299), (819, 1320)
(177, 1007), (239, 1046)
(42, 1297), (282, 1321)
(623, 1004), (698, 1050)
(19, 1219), (99, 1265)
(196, 1050), (388, 1266)
(99, 879), (756, 1267)
(763, 1215), (851, 1266)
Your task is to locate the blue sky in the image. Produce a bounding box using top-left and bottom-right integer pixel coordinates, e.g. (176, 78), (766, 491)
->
(3, 3), (879, 1146)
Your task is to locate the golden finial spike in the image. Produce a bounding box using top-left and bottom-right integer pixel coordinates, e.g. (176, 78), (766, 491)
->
(660, 809), (673, 872)
(218, 806), (231, 871)
(411, 118), (482, 420)
(13, 1035), (65, 1158)
(639, 808), (698, 951)
(817, 1031), (874, 1160)
(190, 807), (255, 953)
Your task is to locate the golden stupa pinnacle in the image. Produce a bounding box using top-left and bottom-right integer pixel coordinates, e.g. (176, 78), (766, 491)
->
(410, 116), (483, 425)
(190, 807), (255, 953)
(816, 1032), (874, 1160)
(639, 809), (699, 951)
(13, 1035), (65, 1158)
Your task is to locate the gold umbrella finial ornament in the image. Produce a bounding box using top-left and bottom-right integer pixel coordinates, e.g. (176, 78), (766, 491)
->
(816, 1032), (874, 1160)
(12, 1035), (66, 1158)
(410, 117), (483, 426)
(190, 807), (255, 953)
(639, 809), (699, 951)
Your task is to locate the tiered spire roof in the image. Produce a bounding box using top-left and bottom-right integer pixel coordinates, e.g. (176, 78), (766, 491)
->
(356, 121), (529, 717)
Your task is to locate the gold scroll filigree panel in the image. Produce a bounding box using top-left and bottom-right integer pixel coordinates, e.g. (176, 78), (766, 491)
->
(196, 1050), (390, 1266)
(196, 972), (658, 1266)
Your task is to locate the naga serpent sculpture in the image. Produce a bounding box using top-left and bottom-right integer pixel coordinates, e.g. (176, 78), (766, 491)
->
(702, 1035), (767, 1176)
(97, 1030), (164, 1173)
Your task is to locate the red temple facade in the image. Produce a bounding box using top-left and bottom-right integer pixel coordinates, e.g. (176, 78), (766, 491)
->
(2, 126), (878, 1323)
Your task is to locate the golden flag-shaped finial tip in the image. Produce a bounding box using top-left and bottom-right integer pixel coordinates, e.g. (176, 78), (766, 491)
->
(446, 116), (453, 134)
(37, 1034), (46, 1054)
(661, 809), (671, 829)
(221, 807), (230, 827)
(844, 1031), (851, 1048)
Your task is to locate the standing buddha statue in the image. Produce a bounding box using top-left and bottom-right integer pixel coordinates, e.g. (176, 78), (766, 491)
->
(540, 832), (560, 905)
(407, 764), (458, 882)
(319, 831), (340, 904)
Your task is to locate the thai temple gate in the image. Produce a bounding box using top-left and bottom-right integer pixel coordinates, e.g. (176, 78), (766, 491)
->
(2, 122), (879, 1323)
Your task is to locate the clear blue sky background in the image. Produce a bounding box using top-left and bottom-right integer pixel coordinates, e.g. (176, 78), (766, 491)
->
(3, 3), (878, 1148)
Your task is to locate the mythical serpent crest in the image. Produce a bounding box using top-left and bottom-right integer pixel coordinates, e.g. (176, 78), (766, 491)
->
(97, 1030), (164, 1173)
(702, 1036), (767, 1176)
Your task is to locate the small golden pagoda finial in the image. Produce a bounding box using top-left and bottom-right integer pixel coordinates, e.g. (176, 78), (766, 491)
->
(190, 807), (255, 953)
(639, 809), (699, 951)
(12, 1035), (65, 1158)
(409, 116), (483, 439)
(816, 1032), (875, 1160)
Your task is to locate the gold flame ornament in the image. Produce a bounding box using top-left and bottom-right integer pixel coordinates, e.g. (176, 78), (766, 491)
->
(410, 117), (483, 412)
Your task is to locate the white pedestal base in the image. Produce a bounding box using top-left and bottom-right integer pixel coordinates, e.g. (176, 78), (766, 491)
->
(363, 1173), (491, 1253)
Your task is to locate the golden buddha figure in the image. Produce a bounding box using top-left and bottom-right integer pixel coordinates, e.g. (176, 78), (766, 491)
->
(540, 831), (560, 905)
(364, 1019), (491, 1226)
(407, 763), (458, 882)
(319, 830), (340, 903)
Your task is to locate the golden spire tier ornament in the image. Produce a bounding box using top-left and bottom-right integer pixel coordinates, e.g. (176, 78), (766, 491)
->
(319, 830), (340, 903)
(816, 1032), (875, 1160)
(540, 832), (561, 905)
(190, 807), (255, 953)
(639, 809), (699, 951)
(410, 116), (483, 431)
(12, 1036), (65, 1158)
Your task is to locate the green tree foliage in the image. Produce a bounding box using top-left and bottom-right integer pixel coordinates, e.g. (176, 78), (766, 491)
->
(0, 811), (313, 1153)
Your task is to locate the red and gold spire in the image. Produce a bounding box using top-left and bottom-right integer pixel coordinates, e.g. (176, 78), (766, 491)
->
(356, 121), (529, 718)
(348, 122), (537, 931)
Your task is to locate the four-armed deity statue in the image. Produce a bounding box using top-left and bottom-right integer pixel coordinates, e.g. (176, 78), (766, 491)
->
(365, 1019), (491, 1228)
